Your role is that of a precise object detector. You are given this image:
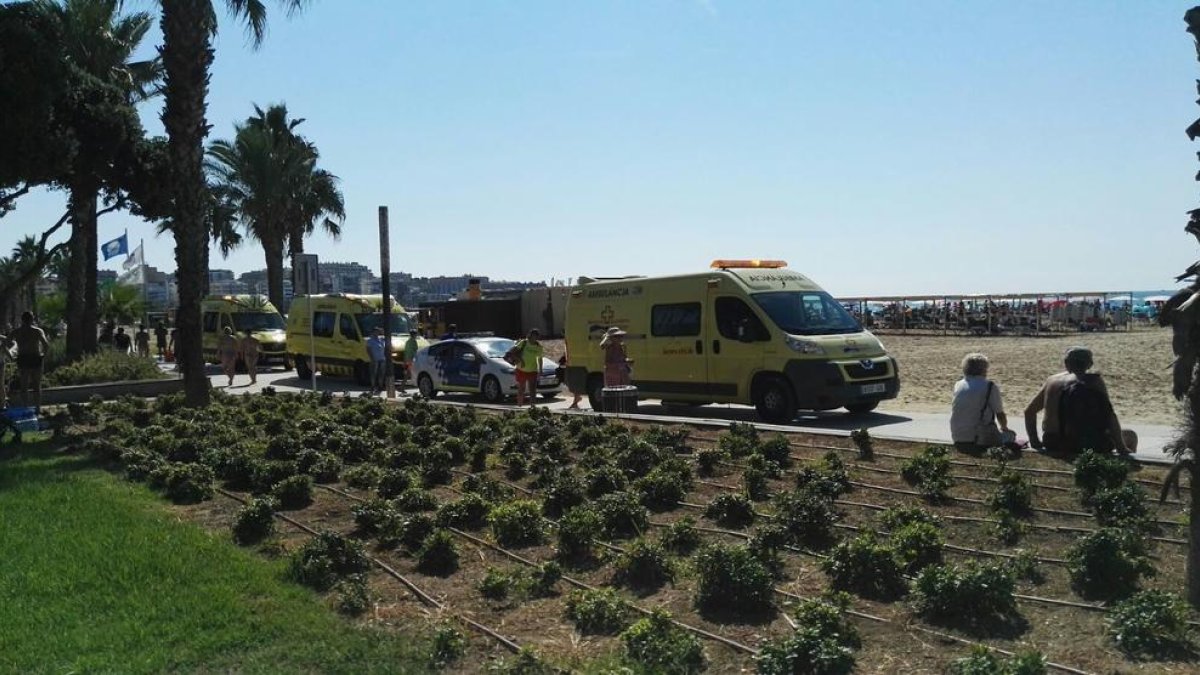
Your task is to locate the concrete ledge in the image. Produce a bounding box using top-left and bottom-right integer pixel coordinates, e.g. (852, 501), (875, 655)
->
(40, 377), (188, 405)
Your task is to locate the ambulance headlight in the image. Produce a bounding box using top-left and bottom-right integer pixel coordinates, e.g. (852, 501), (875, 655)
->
(786, 336), (825, 355)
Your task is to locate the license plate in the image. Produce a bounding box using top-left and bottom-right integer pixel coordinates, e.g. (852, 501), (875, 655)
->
(861, 383), (886, 395)
(539, 378), (556, 386)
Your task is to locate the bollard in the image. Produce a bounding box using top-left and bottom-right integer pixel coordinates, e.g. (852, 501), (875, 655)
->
(601, 385), (638, 414)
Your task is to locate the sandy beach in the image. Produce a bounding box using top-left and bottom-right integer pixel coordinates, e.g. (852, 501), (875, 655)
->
(876, 327), (1180, 426)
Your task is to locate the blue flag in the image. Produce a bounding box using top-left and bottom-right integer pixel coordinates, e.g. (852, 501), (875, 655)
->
(101, 234), (128, 261)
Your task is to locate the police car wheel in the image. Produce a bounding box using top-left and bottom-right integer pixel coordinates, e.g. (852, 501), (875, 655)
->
(418, 373), (437, 398)
(481, 376), (503, 403)
(755, 378), (796, 424)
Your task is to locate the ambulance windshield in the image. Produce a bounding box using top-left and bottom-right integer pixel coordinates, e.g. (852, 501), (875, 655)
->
(752, 291), (861, 336)
(232, 312), (285, 331)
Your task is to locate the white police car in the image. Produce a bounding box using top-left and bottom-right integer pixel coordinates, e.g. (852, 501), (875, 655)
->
(412, 337), (561, 403)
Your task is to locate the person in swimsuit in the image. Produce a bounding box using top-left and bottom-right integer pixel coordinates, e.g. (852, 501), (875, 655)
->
(219, 326), (239, 386)
(11, 312), (49, 411)
(239, 329), (261, 385)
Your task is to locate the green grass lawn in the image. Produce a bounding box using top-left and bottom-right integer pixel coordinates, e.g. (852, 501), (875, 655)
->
(0, 439), (431, 674)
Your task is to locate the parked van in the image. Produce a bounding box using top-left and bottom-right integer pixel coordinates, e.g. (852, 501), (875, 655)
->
(201, 295), (288, 369)
(286, 294), (428, 384)
(563, 260), (899, 422)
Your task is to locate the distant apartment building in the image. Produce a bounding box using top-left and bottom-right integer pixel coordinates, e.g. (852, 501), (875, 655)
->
(208, 269), (244, 296)
(117, 265), (177, 311)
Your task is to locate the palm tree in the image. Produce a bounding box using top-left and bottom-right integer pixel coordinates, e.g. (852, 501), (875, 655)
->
(11, 236), (45, 316)
(159, 0), (308, 407)
(99, 283), (146, 324)
(35, 0), (161, 361)
(206, 103), (344, 310)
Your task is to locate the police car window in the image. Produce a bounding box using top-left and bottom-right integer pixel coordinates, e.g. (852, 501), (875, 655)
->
(716, 297), (769, 341)
(652, 303), (701, 337)
(339, 314), (360, 340)
(428, 343), (450, 358)
(202, 312), (218, 333)
(312, 311), (336, 338)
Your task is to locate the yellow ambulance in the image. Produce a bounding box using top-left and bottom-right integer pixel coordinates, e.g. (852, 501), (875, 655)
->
(201, 295), (289, 369)
(563, 260), (899, 422)
(286, 294), (427, 384)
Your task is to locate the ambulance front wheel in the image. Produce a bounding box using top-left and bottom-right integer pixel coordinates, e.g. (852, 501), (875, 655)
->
(754, 377), (796, 424)
(845, 401), (879, 415)
(295, 355), (313, 380)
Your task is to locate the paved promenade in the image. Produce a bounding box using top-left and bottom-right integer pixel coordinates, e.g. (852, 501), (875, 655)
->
(189, 363), (1181, 466)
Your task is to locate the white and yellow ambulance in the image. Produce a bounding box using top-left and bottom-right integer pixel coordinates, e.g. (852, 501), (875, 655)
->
(201, 295), (289, 369)
(563, 260), (899, 422)
(286, 294), (427, 385)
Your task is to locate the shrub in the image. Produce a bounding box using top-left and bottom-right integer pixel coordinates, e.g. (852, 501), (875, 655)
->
(1108, 590), (1195, 659)
(584, 463), (628, 498)
(694, 543), (774, 618)
(162, 463), (215, 504)
(288, 532), (370, 591)
(900, 446), (953, 501)
(950, 646), (1047, 675)
(635, 462), (692, 509)
(773, 487), (839, 548)
(489, 500), (546, 547)
(793, 466), (848, 501)
(879, 506), (940, 531)
(463, 474), (514, 502)
(232, 497), (276, 545)
(850, 428), (873, 460)
(431, 622), (467, 668)
(889, 521), (943, 574)
(912, 563), (1018, 627)
(556, 506), (602, 562)
(343, 464), (383, 489)
(250, 460), (298, 495)
(719, 422), (760, 458)
(821, 533), (906, 600)
(395, 487), (439, 513)
(614, 539), (674, 591)
(487, 647), (560, 675)
(594, 491), (650, 540)
(988, 469), (1033, 517)
(705, 493), (757, 528)
(658, 517), (702, 555)
(478, 567), (514, 600)
(1074, 449), (1129, 503)
(303, 452), (343, 483)
(525, 561), (562, 598)
(436, 493), (490, 530)
(757, 435), (793, 468)
(565, 588), (632, 634)
(377, 469), (415, 498)
(353, 498), (397, 536)
(696, 448), (727, 477)
(272, 474), (314, 510)
(1066, 528), (1154, 601)
(748, 523), (792, 578)
(44, 351), (167, 386)
(1006, 549), (1044, 584)
(991, 512), (1027, 546)
(542, 472), (586, 517)
(331, 574), (369, 616)
(743, 463), (770, 501)
(756, 594), (861, 675)
(416, 529), (460, 576)
(380, 513), (436, 552)
(1089, 483), (1151, 531)
(621, 610), (705, 674)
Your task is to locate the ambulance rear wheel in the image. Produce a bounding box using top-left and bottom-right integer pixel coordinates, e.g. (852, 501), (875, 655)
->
(295, 355), (312, 380)
(754, 377), (796, 424)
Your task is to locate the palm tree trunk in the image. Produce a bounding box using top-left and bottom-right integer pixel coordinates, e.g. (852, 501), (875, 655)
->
(264, 238), (286, 312)
(161, 0), (214, 407)
(83, 206), (98, 353)
(288, 229), (303, 258)
(65, 187), (95, 361)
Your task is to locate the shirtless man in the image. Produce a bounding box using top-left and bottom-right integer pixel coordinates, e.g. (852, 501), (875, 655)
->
(1025, 346), (1128, 456)
(11, 312), (49, 411)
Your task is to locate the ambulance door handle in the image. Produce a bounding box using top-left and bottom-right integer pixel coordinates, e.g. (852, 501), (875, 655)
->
(712, 340), (720, 355)
(695, 340), (703, 355)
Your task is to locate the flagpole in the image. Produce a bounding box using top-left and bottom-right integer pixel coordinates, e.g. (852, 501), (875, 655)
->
(140, 238), (148, 325)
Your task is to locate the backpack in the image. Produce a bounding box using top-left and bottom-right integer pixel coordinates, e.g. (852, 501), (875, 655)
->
(1058, 375), (1113, 453)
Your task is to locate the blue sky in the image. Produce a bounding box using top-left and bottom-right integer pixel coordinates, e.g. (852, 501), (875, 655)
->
(6, 0), (1200, 296)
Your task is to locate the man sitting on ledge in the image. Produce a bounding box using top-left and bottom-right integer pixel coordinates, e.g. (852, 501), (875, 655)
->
(1024, 346), (1130, 456)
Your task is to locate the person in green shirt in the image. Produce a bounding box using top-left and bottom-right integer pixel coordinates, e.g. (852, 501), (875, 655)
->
(403, 329), (421, 387)
(514, 329), (544, 406)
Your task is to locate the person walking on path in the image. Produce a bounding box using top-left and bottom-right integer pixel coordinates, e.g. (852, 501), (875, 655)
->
(949, 353), (1010, 453)
(155, 321), (168, 360)
(558, 355), (583, 409)
(0, 331), (14, 409)
(403, 329), (420, 388)
(513, 329), (544, 407)
(135, 324), (151, 358)
(239, 330), (261, 385)
(11, 312), (49, 412)
(112, 327), (132, 354)
(1025, 346), (1130, 456)
(600, 327), (632, 387)
(366, 327), (388, 394)
(218, 326), (239, 387)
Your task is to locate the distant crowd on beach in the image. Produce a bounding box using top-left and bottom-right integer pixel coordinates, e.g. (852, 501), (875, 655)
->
(848, 298), (1163, 335)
